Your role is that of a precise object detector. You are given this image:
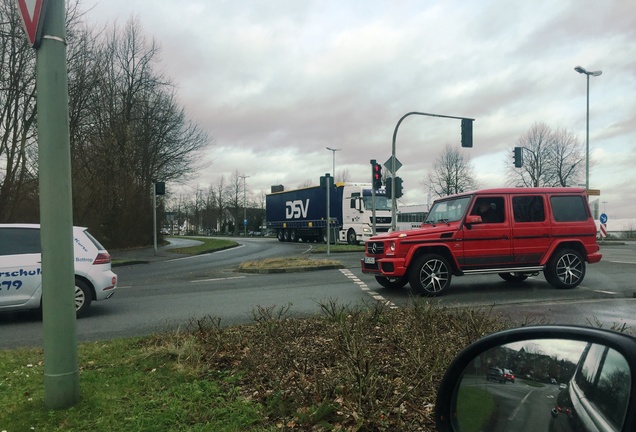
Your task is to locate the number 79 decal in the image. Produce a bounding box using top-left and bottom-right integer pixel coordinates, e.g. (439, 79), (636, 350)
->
(1, 280), (23, 290)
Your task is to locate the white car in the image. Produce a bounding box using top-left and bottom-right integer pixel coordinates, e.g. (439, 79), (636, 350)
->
(0, 224), (117, 316)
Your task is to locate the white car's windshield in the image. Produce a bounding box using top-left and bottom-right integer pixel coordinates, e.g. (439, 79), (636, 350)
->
(425, 196), (471, 223)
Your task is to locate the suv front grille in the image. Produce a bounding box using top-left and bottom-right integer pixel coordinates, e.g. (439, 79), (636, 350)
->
(366, 241), (384, 255)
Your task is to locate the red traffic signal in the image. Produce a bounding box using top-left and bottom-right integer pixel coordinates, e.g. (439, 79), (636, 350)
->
(372, 162), (383, 189)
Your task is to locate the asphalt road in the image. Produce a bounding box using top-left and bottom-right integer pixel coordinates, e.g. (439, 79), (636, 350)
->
(1, 238), (634, 349)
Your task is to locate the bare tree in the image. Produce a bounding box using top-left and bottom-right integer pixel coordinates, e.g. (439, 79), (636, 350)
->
(0, 0), (38, 222)
(426, 144), (478, 197)
(507, 123), (584, 188)
(227, 170), (247, 235)
(209, 176), (228, 233)
(337, 168), (351, 183)
(70, 17), (210, 247)
(548, 127), (584, 187)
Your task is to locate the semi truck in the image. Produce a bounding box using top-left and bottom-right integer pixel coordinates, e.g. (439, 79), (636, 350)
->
(266, 182), (393, 244)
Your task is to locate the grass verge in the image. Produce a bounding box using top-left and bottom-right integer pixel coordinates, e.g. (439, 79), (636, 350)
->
(238, 256), (342, 273)
(1, 300), (509, 431)
(311, 244), (366, 253)
(165, 237), (239, 255)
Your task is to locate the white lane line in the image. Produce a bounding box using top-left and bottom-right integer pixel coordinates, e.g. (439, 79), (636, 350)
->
(508, 390), (533, 421)
(593, 290), (620, 295)
(339, 269), (398, 309)
(191, 276), (246, 283)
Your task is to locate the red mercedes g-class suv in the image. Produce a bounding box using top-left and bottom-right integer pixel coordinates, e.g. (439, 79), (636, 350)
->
(361, 187), (601, 296)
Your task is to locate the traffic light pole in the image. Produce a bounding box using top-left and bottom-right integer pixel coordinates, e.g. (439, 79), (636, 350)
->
(370, 160), (377, 235)
(390, 112), (474, 231)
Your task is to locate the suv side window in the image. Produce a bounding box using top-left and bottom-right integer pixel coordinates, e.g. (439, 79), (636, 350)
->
(550, 195), (589, 222)
(470, 197), (505, 223)
(0, 228), (41, 255)
(512, 196), (545, 222)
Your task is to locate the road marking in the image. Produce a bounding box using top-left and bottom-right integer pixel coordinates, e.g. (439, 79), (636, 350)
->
(608, 260), (636, 265)
(339, 269), (398, 309)
(191, 276), (246, 283)
(593, 290), (620, 295)
(508, 390), (533, 421)
(171, 244), (246, 261)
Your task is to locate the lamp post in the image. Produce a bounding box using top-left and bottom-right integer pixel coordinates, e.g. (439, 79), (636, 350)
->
(574, 65), (602, 193)
(326, 147), (341, 179)
(239, 175), (250, 236)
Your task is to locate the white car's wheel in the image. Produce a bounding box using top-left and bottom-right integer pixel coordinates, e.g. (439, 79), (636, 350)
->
(75, 279), (92, 317)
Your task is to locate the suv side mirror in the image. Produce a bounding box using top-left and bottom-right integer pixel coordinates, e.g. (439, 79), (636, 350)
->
(435, 325), (636, 432)
(464, 215), (483, 225)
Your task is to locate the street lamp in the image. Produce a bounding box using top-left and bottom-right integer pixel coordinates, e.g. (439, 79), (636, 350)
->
(574, 65), (602, 192)
(239, 175), (250, 236)
(325, 147), (341, 179)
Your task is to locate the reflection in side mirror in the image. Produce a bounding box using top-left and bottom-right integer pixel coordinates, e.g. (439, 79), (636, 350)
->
(454, 339), (630, 432)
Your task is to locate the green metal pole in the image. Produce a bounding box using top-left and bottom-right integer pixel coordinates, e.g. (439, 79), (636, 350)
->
(36, 0), (80, 408)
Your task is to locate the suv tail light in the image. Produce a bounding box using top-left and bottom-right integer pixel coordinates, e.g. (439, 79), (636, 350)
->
(93, 252), (111, 265)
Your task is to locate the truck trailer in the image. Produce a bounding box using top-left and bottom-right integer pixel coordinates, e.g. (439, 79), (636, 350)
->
(266, 182), (393, 244)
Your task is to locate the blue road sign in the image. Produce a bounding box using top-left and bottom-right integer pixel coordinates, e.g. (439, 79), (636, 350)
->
(600, 213), (608, 224)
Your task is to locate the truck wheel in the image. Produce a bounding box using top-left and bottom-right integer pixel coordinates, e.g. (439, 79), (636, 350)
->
(409, 254), (452, 296)
(322, 229), (335, 244)
(347, 229), (358, 245)
(544, 248), (585, 289)
(498, 272), (528, 283)
(375, 276), (408, 290)
(283, 230), (291, 242)
(277, 230), (284, 242)
(290, 230), (298, 242)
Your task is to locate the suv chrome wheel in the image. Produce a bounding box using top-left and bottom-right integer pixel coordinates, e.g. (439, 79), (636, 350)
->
(409, 254), (451, 296)
(545, 249), (586, 289)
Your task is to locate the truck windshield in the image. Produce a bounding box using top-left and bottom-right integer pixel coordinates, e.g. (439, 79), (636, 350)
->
(425, 196), (471, 223)
(363, 196), (392, 211)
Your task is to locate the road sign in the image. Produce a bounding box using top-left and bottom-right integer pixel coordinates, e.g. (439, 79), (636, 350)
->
(384, 155), (402, 174)
(600, 213), (608, 224)
(16, 0), (46, 47)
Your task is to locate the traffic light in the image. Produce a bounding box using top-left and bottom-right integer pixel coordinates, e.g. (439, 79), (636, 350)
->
(372, 162), (383, 189)
(513, 147), (523, 168)
(386, 178), (393, 198)
(461, 119), (473, 148)
(154, 181), (165, 195)
(395, 177), (403, 198)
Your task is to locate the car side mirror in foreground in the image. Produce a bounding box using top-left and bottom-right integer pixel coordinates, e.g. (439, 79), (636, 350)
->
(435, 326), (636, 432)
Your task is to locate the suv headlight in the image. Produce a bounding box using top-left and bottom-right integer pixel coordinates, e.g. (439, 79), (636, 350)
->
(390, 241), (396, 252)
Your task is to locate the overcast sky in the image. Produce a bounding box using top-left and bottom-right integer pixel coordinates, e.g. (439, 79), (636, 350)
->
(85, 0), (635, 228)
